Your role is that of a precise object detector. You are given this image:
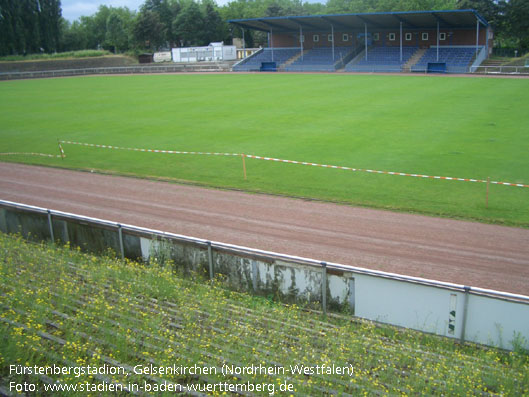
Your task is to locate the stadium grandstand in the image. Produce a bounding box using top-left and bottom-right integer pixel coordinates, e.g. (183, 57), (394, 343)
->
(229, 10), (492, 73)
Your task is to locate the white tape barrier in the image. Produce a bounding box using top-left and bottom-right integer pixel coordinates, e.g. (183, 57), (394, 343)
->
(59, 140), (529, 189)
(60, 140), (239, 157)
(0, 152), (63, 158)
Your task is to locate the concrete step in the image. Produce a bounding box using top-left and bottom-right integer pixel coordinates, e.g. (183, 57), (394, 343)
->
(480, 59), (507, 66)
(280, 49), (309, 70)
(403, 48), (427, 71)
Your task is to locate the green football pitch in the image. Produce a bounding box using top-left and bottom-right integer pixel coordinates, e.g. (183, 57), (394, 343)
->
(1, 73), (528, 226)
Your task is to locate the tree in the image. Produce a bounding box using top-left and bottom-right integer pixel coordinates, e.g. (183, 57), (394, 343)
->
(264, 2), (285, 17)
(202, 0), (225, 44)
(21, 0), (41, 53)
(105, 12), (127, 53)
(59, 19), (86, 51)
(326, 0), (368, 14)
(141, 0), (177, 44)
(166, 1), (183, 46)
(0, 0), (525, 57)
(0, 0), (19, 55)
(78, 6), (112, 50)
(458, 0), (500, 27)
(0, 0), (42, 55)
(38, 0), (62, 52)
(134, 9), (167, 50)
(502, 0), (529, 52)
(172, 2), (204, 46)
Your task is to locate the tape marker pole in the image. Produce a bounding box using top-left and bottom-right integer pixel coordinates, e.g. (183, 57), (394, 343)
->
(486, 177), (490, 208)
(242, 154), (247, 180)
(57, 139), (64, 160)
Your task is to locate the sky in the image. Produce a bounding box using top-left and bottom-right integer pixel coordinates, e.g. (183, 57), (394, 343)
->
(62, 0), (156, 21)
(61, 0), (323, 22)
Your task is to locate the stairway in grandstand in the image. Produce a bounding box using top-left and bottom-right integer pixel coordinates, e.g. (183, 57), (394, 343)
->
(402, 48), (427, 72)
(410, 47), (481, 73)
(232, 48), (300, 71)
(280, 49), (309, 70)
(344, 46), (418, 72)
(233, 47), (360, 72)
(479, 58), (506, 67)
(284, 47), (355, 72)
(338, 49), (365, 71)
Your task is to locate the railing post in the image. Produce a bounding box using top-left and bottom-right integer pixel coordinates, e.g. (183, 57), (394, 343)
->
(117, 224), (125, 260)
(321, 261), (327, 316)
(63, 221), (69, 243)
(207, 241), (214, 280)
(460, 286), (471, 344)
(47, 210), (54, 245)
(252, 259), (258, 291)
(348, 277), (355, 314)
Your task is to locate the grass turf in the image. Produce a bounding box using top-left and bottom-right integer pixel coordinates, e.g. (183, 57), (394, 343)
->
(1, 73), (528, 226)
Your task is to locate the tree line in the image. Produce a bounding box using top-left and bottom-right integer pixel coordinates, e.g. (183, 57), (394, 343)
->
(0, 0), (527, 57)
(0, 0), (62, 55)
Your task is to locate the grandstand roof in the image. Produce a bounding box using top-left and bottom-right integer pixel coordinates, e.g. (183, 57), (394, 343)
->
(228, 9), (488, 33)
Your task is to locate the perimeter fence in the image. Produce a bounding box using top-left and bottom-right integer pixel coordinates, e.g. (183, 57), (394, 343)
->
(1, 63), (528, 81)
(472, 65), (529, 75)
(1, 199), (528, 351)
(0, 63), (232, 81)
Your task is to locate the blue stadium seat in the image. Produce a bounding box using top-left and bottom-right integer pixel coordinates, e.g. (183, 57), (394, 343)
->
(284, 47), (354, 72)
(345, 46), (417, 72)
(233, 48), (300, 71)
(411, 47), (480, 73)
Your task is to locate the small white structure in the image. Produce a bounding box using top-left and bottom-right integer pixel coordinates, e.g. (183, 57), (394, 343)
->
(171, 42), (236, 63)
(153, 51), (172, 63)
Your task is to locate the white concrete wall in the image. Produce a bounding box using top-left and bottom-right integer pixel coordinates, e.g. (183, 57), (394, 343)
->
(465, 294), (529, 350)
(222, 46), (237, 60)
(136, 236), (529, 350)
(353, 273), (529, 350)
(154, 52), (172, 62)
(354, 273), (464, 337)
(171, 46), (236, 63)
(328, 274), (349, 303)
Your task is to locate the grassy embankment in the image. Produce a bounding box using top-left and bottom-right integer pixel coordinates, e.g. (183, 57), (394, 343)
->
(0, 74), (528, 226)
(1, 233), (528, 395)
(0, 50), (113, 62)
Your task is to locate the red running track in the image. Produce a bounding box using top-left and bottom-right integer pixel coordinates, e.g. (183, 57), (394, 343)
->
(1, 162), (528, 295)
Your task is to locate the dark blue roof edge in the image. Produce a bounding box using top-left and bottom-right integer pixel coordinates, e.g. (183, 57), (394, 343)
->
(228, 9), (488, 28)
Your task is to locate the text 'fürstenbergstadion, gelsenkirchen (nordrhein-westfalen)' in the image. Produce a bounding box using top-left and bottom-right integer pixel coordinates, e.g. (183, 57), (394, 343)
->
(10, 363), (354, 395)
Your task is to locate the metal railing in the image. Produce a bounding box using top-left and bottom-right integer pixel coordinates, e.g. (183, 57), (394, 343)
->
(2, 198), (529, 350)
(1, 199), (527, 305)
(470, 47), (488, 72)
(473, 65), (529, 75)
(0, 63), (233, 80)
(224, 48), (264, 70)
